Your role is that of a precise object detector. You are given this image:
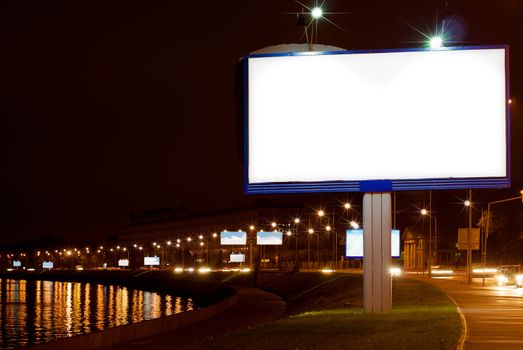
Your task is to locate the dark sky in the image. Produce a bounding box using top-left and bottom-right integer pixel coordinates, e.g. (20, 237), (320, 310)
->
(1, 0), (522, 246)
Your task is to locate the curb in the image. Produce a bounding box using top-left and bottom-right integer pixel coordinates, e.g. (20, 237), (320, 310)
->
(446, 294), (467, 350)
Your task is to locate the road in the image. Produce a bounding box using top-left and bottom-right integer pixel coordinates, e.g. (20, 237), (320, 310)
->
(420, 276), (523, 350)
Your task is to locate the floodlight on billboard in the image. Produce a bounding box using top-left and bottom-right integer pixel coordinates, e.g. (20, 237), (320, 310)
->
(144, 256), (160, 266)
(220, 231), (247, 245)
(244, 46), (509, 194)
(230, 253), (245, 263)
(256, 231), (283, 245)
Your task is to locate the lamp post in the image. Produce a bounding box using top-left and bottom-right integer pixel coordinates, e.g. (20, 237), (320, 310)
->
(420, 208), (437, 278)
(465, 191), (473, 284)
(483, 190), (523, 285)
(308, 228), (314, 271)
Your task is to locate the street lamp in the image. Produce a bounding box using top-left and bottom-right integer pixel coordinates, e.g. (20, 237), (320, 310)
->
(483, 190), (523, 285)
(311, 6), (323, 19)
(465, 192), (473, 284)
(421, 209), (438, 278)
(308, 228), (314, 271)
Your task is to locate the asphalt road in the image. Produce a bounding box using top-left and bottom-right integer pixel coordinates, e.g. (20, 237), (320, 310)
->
(421, 276), (523, 350)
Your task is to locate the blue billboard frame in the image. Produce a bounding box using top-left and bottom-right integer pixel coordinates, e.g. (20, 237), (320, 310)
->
(243, 45), (510, 194)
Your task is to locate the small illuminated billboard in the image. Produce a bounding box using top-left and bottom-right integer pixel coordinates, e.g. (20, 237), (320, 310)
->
(245, 46), (509, 194)
(220, 231), (247, 245)
(391, 229), (400, 258)
(256, 231), (283, 245)
(118, 259), (129, 267)
(42, 261), (53, 269)
(230, 253), (245, 263)
(346, 229), (364, 258)
(13, 260), (21, 267)
(346, 229), (400, 258)
(144, 256), (160, 266)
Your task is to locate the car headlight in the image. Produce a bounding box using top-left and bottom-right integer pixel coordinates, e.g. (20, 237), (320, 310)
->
(389, 267), (401, 276)
(496, 275), (509, 284)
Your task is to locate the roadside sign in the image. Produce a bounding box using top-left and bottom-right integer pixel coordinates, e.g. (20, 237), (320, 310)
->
(458, 228), (480, 250)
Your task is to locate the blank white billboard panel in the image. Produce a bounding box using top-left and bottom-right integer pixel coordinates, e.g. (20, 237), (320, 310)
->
(144, 256), (160, 266)
(246, 47), (508, 193)
(220, 231), (247, 245)
(256, 231), (283, 245)
(230, 253), (245, 263)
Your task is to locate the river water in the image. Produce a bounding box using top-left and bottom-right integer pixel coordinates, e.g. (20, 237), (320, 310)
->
(0, 278), (194, 349)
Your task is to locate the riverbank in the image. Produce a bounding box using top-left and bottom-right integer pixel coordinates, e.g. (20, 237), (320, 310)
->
(1, 270), (462, 349)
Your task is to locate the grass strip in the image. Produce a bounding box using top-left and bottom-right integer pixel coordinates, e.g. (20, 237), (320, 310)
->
(189, 277), (461, 350)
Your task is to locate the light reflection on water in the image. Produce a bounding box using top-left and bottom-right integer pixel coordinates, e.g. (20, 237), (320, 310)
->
(0, 279), (194, 349)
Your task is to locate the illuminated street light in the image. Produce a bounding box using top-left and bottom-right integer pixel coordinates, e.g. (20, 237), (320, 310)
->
(420, 208), (428, 216)
(294, 218), (300, 224)
(325, 225), (331, 231)
(344, 203), (351, 210)
(249, 225), (255, 230)
(187, 237), (192, 242)
(311, 6), (323, 19)
(212, 233), (218, 238)
(271, 222), (277, 228)
(286, 231), (292, 236)
(200, 242), (204, 247)
(318, 210), (324, 217)
(464, 200), (471, 207)
(308, 228), (314, 234)
(167, 241), (172, 245)
(177, 238), (181, 243)
(350, 221), (360, 229)
(199, 235), (203, 240)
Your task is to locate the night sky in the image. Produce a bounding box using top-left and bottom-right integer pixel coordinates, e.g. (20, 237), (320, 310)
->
(2, 0), (522, 246)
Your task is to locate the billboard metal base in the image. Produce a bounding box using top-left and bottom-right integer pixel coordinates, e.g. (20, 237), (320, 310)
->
(363, 193), (392, 313)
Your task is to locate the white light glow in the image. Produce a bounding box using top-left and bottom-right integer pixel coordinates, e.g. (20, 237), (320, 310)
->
(390, 267), (401, 276)
(248, 48), (507, 185)
(311, 7), (323, 19)
(430, 36), (443, 49)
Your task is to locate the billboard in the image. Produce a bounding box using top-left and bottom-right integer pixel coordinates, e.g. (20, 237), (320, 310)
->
(391, 229), (400, 258)
(256, 231), (283, 245)
(42, 261), (53, 269)
(13, 260), (22, 267)
(346, 229), (400, 258)
(144, 256), (160, 266)
(245, 46), (509, 194)
(220, 231), (247, 245)
(118, 259), (129, 267)
(346, 229), (364, 258)
(230, 253), (245, 263)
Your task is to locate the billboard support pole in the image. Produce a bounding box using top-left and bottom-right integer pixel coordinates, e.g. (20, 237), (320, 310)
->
(363, 192), (392, 313)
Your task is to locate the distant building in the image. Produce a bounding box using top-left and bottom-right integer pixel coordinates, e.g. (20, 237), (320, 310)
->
(402, 227), (425, 270)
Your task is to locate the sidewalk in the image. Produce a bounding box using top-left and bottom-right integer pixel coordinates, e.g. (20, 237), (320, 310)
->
(111, 286), (286, 349)
(412, 276), (523, 350)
